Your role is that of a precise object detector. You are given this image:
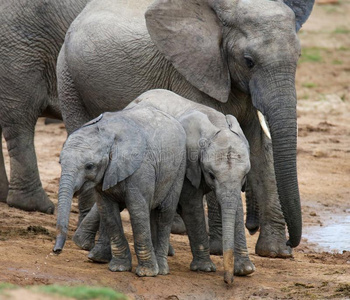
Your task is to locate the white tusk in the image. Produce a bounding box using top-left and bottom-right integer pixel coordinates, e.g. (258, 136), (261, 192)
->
(257, 110), (271, 140)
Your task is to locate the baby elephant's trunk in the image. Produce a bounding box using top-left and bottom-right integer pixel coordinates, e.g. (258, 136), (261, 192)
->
(53, 174), (75, 253)
(219, 190), (239, 285)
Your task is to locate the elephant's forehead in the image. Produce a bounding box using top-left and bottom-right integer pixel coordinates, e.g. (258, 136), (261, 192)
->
(63, 134), (104, 157)
(236, 0), (295, 30)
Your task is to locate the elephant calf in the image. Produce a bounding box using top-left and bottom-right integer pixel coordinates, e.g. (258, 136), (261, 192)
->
(53, 106), (187, 277)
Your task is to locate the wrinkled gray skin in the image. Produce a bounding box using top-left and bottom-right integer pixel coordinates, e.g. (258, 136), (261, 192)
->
(0, 0), (90, 213)
(58, 0), (315, 257)
(85, 90), (254, 283)
(53, 107), (186, 277)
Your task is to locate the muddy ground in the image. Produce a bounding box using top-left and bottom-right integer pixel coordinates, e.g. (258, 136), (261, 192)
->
(0, 2), (349, 299)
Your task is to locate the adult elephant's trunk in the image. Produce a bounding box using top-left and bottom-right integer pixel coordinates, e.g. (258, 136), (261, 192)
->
(219, 190), (239, 284)
(53, 174), (75, 253)
(251, 68), (301, 248)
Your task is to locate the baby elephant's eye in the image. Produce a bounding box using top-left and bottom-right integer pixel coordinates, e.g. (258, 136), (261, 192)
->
(209, 172), (216, 181)
(85, 163), (95, 171)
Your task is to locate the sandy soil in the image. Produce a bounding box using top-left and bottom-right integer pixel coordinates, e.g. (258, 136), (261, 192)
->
(0, 2), (349, 299)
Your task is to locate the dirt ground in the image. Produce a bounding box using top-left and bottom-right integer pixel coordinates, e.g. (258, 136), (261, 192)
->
(0, 2), (349, 299)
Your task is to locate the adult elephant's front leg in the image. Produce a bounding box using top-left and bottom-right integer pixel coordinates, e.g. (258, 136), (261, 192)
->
(0, 126), (9, 203)
(2, 123), (54, 213)
(243, 117), (292, 258)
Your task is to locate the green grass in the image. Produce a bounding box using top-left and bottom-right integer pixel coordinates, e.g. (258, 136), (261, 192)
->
(36, 285), (127, 300)
(332, 59), (343, 65)
(302, 82), (317, 88)
(322, 5), (342, 14)
(0, 283), (17, 292)
(299, 47), (323, 64)
(337, 46), (350, 51)
(332, 27), (350, 34)
(0, 284), (127, 300)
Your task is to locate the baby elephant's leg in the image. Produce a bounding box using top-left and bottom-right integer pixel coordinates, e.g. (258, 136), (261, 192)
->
(152, 208), (172, 275)
(94, 194), (131, 271)
(234, 198), (255, 276)
(126, 186), (158, 277)
(87, 218), (112, 263)
(180, 179), (216, 272)
(73, 203), (100, 251)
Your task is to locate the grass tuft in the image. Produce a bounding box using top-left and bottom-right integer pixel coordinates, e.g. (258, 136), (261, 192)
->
(36, 285), (128, 300)
(0, 283), (17, 292)
(299, 48), (323, 64)
(333, 27), (350, 34)
(302, 82), (317, 88)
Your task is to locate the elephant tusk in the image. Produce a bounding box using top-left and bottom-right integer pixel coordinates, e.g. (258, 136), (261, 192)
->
(257, 110), (271, 140)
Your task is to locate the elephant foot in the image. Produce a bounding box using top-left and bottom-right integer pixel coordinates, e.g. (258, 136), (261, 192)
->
(171, 213), (186, 235)
(209, 237), (223, 256)
(73, 229), (96, 251)
(168, 243), (175, 256)
(157, 257), (169, 275)
(255, 230), (292, 258)
(88, 243), (112, 263)
(136, 261), (159, 277)
(234, 256), (255, 276)
(109, 256), (132, 272)
(7, 187), (54, 214)
(190, 257), (216, 272)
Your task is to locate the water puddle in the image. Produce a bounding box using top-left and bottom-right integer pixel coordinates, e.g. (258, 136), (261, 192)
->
(303, 215), (350, 253)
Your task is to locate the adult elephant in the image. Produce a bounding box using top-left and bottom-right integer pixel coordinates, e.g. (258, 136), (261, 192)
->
(58, 0), (315, 257)
(0, 0), (90, 213)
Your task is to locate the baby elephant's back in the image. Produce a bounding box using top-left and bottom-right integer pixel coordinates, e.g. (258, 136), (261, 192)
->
(124, 106), (186, 182)
(124, 107), (186, 205)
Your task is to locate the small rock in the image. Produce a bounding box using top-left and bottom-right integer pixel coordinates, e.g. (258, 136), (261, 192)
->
(312, 150), (327, 158)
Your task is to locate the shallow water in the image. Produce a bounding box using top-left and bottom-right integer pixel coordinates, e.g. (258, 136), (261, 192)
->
(303, 215), (350, 253)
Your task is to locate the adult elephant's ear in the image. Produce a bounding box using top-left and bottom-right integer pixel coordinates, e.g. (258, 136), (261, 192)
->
(283, 0), (315, 31)
(102, 121), (147, 191)
(145, 0), (231, 103)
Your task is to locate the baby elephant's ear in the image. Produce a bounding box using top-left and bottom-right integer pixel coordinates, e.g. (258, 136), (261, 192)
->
(102, 125), (147, 191)
(225, 115), (249, 149)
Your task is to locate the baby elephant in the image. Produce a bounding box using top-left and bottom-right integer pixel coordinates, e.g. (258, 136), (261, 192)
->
(53, 106), (186, 277)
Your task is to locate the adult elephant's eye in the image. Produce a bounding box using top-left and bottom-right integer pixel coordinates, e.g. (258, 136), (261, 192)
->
(85, 163), (95, 171)
(244, 57), (255, 69)
(209, 172), (216, 181)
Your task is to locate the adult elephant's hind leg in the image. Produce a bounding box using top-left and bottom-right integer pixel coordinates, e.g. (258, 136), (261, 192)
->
(0, 126), (9, 203)
(243, 116), (292, 258)
(2, 122), (54, 213)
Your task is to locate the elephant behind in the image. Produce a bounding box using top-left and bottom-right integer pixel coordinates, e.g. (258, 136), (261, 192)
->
(58, 0), (315, 257)
(0, 0), (91, 213)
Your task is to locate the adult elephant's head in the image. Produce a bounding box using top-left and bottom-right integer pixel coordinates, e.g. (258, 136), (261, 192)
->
(146, 0), (315, 248)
